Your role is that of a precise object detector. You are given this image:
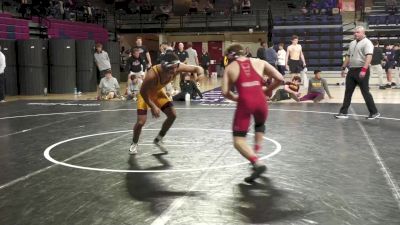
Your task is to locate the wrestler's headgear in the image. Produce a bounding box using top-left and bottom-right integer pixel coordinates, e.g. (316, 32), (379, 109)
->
(161, 52), (180, 70)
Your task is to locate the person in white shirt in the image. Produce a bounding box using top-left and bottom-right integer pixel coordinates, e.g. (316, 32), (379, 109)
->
(0, 47), (6, 102)
(277, 43), (286, 76)
(185, 42), (200, 82)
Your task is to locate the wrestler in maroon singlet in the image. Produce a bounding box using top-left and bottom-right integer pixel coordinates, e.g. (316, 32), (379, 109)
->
(222, 44), (284, 183)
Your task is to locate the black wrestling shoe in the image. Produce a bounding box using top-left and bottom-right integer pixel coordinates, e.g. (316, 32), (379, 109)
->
(244, 163), (267, 183)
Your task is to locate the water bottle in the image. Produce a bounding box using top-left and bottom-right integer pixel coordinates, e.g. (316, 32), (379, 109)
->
(74, 87), (78, 95)
(185, 92), (190, 102)
(43, 87), (48, 96)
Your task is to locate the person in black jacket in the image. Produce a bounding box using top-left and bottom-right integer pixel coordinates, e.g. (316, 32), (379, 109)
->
(125, 48), (147, 80)
(370, 40), (386, 89)
(173, 73), (203, 101)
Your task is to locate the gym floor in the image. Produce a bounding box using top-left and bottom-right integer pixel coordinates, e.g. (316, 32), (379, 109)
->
(0, 82), (400, 225)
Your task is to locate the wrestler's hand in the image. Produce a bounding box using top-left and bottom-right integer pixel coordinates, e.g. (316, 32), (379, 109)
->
(151, 106), (161, 118)
(265, 88), (273, 98)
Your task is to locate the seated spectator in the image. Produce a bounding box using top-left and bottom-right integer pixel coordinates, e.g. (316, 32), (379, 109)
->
(241, 0), (251, 14)
(300, 70), (333, 103)
(173, 73), (203, 101)
(189, 0), (199, 14)
(97, 70), (121, 100)
(310, 0), (319, 14)
(386, 0), (398, 14)
(126, 74), (142, 101)
(270, 76), (302, 102)
(204, 0), (214, 15)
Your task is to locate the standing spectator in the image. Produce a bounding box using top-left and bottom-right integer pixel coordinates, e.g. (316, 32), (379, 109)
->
(244, 47), (252, 57)
(0, 45), (6, 103)
(384, 44), (396, 88)
(134, 36), (152, 69)
(175, 42), (188, 64)
(300, 70), (333, 103)
(394, 43), (400, 89)
(286, 35), (306, 78)
(186, 42), (200, 81)
(370, 40), (386, 89)
(97, 70), (120, 100)
(174, 42), (189, 90)
(94, 43), (111, 79)
(277, 43), (286, 76)
(200, 47), (210, 77)
(125, 48), (147, 80)
(336, 26), (380, 119)
(265, 43), (277, 67)
(256, 41), (267, 61)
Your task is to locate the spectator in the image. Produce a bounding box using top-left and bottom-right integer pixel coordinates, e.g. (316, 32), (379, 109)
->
(200, 47), (210, 77)
(245, 47), (252, 57)
(94, 43), (111, 79)
(256, 41), (267, 61)
(392, 43), (400, 88)
(265, 43), (277, 67)
(386, 0), (398, 14)
(271, 75), (302, 102)
(126, 74), (142, 101)
(204, 0), (214, 15)
(384, 44), (396, 88)
(310, 0), (319, 14)
(125, 48), (147, 80)
(370, 40), (386, 89)
(277, 43), (286, 76)
(286, 35), (306, 78)
(300, 70), (333, 103)
(0, 45), (6, 103)
(241, 0), (251, 14)
(97, 70), (120, 100)
(134, 36), (152, 69)
(175, 42), (188, 64)
(186, 42), (199, 81)
(189, 0), (199, 14)
(173, 73), (203, 101)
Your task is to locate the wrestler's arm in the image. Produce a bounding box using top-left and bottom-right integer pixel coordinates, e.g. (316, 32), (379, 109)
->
(263, 60), (284, 97)
(222, 64), (239, 101)
(177, 64), (205, 80)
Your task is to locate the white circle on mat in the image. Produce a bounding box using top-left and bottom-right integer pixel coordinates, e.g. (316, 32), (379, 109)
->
(44, 128), (282, 173)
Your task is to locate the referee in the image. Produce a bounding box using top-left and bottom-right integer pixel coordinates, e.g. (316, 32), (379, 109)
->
(335, 26), (380, 120)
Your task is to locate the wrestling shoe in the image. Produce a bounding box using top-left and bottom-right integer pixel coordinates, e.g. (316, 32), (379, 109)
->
(334, 113), (348, 119)
(244, 163), (267, 183)
(154, 138), (168, 153)
(367, 112), (380, 120)
(129, 143), (138, 155)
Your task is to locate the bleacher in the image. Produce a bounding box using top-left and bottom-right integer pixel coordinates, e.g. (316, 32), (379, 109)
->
(0, 13), (29, 40)
(272, 14), (343, 71)
(365, 0), (400, 45)
(31, 17), (108, 43)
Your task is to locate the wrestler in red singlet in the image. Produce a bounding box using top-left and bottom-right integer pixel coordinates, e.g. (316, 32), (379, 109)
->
(222, 44), (284, 183)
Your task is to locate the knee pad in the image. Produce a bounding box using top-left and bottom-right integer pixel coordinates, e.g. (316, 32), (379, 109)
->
(254, 123), (265, 133)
